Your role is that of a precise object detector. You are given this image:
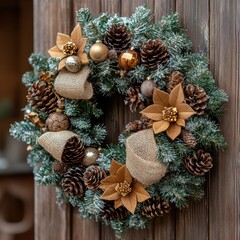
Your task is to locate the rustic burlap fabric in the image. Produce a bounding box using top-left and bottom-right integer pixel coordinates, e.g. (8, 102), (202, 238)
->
(38, 130), (77, 161)
(54, 65), (93, 99)
(126, 128), (167, 186)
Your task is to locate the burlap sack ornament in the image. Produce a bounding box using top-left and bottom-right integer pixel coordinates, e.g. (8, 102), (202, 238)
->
(54, 65), (93, 100)
(126, 128), (167, 186)
(38, 130), (77, 162)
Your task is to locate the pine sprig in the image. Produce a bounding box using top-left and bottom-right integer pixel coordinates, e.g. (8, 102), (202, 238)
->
(186, 116), (227, 150)
(10, 121), (41, 145)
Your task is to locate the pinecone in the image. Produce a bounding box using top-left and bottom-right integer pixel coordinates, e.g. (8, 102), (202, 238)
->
(61, 166), (86, 197)
(140, 39), (169, 70)
(99, 201), (128, 221)
(185, 149), (213, 176)
(52, 160), (68, 175)
(167, 71), (184, 92)
(104, 23), (131, 53)
(45, 112), (69, 132)
(124, 87), (145, 112)
(62, 136), (85, 164)
(26, 81), (58, 114)
(83, 165), (108, 190)
(141, 197), (170, 218)
(185, 84), (208, 115)
(181, 129), (197, 148)
(125, 116), (150, 132)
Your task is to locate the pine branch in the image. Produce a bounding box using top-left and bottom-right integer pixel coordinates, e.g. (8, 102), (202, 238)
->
(10, 121), (41, 145)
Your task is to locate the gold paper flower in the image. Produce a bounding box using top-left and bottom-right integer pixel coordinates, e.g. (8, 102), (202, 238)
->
(141, 84), (196, 140)
(48, 24), (88, 70)
(99, 160), (151, 214)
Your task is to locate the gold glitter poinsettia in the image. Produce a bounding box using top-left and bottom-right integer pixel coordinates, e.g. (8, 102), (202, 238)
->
(99, 160), (151, 214)
(48, 24), (88, 70)
(141, 83), (196, 140)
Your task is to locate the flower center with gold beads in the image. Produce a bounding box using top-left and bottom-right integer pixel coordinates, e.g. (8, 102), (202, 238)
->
(62, 41), (78, 55)
(115, 181), (132, 196)
(162, 107), (178, 122)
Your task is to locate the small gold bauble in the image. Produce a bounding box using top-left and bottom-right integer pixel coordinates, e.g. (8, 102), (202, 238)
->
(118, 49), (140, 71)
(89, 40), (109, 62)
(140, 78), (156, 97)
(65, 56), (82, 72)
(82, 147), (99, 166)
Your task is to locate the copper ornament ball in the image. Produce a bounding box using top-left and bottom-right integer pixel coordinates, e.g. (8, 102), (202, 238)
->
(140, 78), (156, 97)
(89, 40), (109, 62)
(82, 147), (99, 166)
(118, 49), (140, 71)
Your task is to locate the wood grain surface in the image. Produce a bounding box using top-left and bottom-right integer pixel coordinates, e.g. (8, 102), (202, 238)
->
(34, 0), (240, 239)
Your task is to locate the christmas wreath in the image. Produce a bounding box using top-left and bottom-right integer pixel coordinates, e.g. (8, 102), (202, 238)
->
(10, 6), (227, 238)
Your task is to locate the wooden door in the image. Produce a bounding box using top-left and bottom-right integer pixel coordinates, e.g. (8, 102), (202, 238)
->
(34, 0), (240, 239)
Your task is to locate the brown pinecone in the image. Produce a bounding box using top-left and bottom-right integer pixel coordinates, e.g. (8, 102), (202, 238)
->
(52, 160), (68, 175)
(167, 71), (184, 92)
(62, 136), (85, 164)
(185, 149), (213, 176)
(99, 201), (128, 221)
(83, 165), (108, 190)
(26, 81), (58, 114)
(181, 129), (197, 148)
(140, 39), (169, 70)
(125, 116), (150, 132)
(141, 197), (170, 219)
(184, 84), (208, 115)
(45, 112), (69, 132)
(104, 23), (131, 54)
(61, 166), (86, 197)
(124, 87), (145, 112)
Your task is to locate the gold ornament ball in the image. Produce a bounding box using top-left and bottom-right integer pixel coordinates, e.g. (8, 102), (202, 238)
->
(118, 49), (140, 71)
(141, 78), (156, 97)
(65, 56), (82, 72)
(89, 40), (109, 62)
(82, 147), (99, 166)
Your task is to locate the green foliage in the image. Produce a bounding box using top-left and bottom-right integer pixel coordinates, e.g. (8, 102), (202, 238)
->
(157, 171), (205, 208)
(10, 121), (41, 145)
(22, 71), (39, 88)
(64, 99), (103, 118)
(186, 116), (226, 150)
(77, 190), (104, 221)
(156, 133), (190, 165)
(28, 53), (59, 73)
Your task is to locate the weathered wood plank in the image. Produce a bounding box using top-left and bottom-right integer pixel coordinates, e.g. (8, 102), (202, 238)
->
(175, 1), (209, 240)
(34, 1), (73, 240)
(176, 0), (209, 54)
(73, 0), (101, 19)
(121, 0), (154, 17)
(209, 0), (240, 239)
(154, 0), (175, 20)
(35, 185), (71, 240)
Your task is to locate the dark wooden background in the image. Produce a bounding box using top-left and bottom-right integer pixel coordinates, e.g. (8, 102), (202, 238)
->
(34, 0), (240, 239)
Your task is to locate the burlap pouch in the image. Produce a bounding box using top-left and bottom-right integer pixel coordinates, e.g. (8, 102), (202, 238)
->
(38, 130), (77, 161)
(126, 128), (167, 186)
(54, 65), (93, 100)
